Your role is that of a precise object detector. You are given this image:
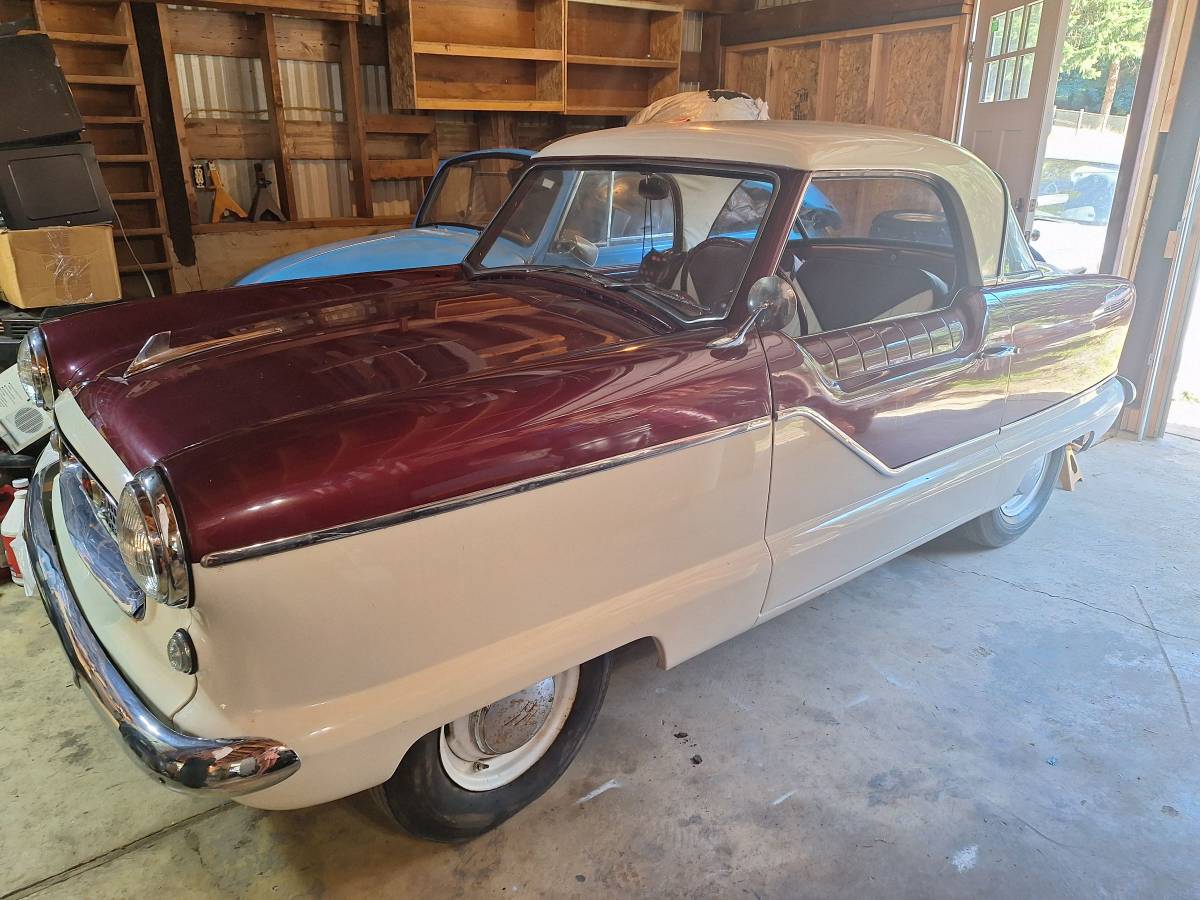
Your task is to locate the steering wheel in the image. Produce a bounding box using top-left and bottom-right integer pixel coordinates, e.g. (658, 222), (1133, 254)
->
(680, 237), (752, 315)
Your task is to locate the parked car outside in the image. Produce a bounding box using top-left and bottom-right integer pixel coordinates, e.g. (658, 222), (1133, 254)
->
(236, 148), (534, 285)
(20, 120), (1135, 843)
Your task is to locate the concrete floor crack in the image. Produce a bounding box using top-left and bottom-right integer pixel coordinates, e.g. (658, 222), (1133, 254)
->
(1134, 586), (1195, 733)
(0, 804), (233, 900)
(917, 555), (1200, 644)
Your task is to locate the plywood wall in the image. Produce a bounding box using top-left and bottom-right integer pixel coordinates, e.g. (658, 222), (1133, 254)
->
(723, 16), (969, 140)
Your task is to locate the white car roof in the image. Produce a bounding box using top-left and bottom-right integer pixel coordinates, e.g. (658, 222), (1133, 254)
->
(537, 120), (1006, 280)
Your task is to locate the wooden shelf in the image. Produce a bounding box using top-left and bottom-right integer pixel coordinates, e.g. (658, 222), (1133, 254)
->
(393, 0), (566, 112)
(83, 115), (145, 125)
(192, 215), (415, 235)
(565, 0), (680, 115)
(567, 53), (676, 67)
(46, 30), (132, 45)
(110, 191), (159, 201)
(564, 104), (642, 115)
(97, 153), (150, 163)
(118, 227), (166, 237)
(65, 73), (138, 86)
(413, 41), (562, 61)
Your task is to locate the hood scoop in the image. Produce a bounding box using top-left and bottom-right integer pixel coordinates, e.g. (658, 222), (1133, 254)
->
(125, 326), (285, 377)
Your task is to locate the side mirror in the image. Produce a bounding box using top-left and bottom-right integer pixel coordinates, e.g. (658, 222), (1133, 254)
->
(707, 275), (797, 350)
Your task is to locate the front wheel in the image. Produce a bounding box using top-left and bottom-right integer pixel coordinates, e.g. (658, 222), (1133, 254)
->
(371, 654), (612, 842)
(954, 445), (1066, 548)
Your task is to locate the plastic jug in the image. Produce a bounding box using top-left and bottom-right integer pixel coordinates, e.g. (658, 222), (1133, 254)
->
(2, 478), (29, 585)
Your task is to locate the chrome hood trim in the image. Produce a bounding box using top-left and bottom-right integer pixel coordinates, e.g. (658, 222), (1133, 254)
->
(125, 326), (285, 377)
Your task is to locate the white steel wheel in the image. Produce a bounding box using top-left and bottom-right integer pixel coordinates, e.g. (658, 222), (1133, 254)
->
(371, 654), (611, 843)
(954, 445), (1066, 549)
(439, 667), (580, 791)
(999, 453), (1054, 519)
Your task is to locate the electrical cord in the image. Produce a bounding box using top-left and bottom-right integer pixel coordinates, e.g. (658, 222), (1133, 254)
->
(112, 204), (156, 298)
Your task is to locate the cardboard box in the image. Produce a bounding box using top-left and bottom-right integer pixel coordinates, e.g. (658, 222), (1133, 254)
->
(0, 224), (121, 309)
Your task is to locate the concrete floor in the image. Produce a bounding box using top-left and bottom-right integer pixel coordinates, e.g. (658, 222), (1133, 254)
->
(2, 435), (1198, 899)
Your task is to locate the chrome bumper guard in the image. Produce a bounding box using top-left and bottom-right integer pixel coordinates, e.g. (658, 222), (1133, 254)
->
(26, 461), (300, 795)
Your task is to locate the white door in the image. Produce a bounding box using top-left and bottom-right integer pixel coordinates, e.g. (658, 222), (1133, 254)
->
(960, 0), (1071, 228)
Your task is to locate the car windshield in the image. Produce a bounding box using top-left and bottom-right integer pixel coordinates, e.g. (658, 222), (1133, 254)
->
(417, 155), (527, 229)
(467, 165), (778, 322)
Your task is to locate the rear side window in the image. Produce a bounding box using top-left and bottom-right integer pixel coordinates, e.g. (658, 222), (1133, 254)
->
(798, 175), (955, 249)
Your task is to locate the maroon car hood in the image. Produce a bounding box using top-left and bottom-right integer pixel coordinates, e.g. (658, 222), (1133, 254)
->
(42, 268), (770, 561)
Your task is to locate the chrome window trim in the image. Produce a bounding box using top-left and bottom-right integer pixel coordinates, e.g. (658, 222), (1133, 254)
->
(202, 415), (774, 568)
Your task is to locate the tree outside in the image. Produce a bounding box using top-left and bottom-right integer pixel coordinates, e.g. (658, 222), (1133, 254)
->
(1059, 0), (1152, 127)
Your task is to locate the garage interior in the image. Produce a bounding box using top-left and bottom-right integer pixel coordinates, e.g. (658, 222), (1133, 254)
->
(1, 0), (1198, 895)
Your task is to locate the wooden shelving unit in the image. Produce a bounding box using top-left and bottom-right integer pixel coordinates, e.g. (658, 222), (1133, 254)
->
(564, 0), (681, 115)
(15, 0), (178, 297)
(388, 0), (565, 112)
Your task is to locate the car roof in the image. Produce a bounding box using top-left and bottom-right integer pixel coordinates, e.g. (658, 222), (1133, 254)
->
(537, 120), (1006, 280)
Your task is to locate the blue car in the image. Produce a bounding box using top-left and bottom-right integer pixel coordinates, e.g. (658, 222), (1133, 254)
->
(237, 149), (535, 285)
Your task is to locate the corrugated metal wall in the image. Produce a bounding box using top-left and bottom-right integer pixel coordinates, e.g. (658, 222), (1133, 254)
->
(681, 10), (703, 92)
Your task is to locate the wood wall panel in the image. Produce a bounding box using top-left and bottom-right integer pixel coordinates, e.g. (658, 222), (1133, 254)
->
(722, 16), (969, 140)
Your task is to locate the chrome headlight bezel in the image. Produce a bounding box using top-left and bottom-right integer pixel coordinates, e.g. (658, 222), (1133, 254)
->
(16, 327), (56, 409)
(116, 467), (192, 608)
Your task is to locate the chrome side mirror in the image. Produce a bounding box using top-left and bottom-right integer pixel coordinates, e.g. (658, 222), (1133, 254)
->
(708, 275), (798, 350)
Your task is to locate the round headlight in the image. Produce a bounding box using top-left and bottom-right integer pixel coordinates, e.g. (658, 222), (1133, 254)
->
(16, 328), (56, 409)
(116, 467), (192, 608)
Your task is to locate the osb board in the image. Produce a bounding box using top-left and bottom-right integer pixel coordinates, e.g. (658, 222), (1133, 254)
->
(880, 26), (951, 136)
(187, 223), (405, 288)
(567, 2), (653, 58)
(833, 37), (872, 123)
(728, 48), (768, 100)
(767, 44), (818, 121)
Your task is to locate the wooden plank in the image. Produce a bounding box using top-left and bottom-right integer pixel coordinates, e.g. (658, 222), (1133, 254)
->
(45, 30), (130, 45)
(273, 15), (343, 61)
(385, 0), (417, 108)
(165, 7), (259, 58)
(365, 114), (437, 134)
(151, 0), (362, 23)
(722, 0), (971, 47)
(65, 73), (137, 84)
(570, 0), (681, 12)
(184, 118), (275, 159)
(369, 157), (439, 180)
(938, 18), (966, 139)
(866, 32), (887, 125)
(698, 9), (722, 88)
(339, 20), (372, 217)
(286, 120), (350, 158)
(258, 13), (298, 218)
(567, 53), (676, 67)
(157, 4), (198, 226)
(765, 42), (818, 120)
(534, 0), (565, 105)
(193, 216), (413, 235)
(413, 40), (561, 60)
(417, 97), (563, 111)
(814, 40), (837, 120)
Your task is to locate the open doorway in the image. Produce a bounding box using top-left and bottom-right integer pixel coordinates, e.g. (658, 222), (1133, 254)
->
(1166, 278), (1200, 440)
(1030, 0), (1153, 272)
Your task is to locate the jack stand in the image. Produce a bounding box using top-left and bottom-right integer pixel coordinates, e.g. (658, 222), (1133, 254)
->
(250, 162), (286, 222)
(209, 164), (248, 224)
(1058, 442), (1083, 491)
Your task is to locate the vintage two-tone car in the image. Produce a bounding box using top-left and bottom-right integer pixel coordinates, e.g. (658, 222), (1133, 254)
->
(19, 120), (1135, 842)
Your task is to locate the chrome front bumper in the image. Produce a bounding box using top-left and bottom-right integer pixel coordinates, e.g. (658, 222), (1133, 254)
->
(26, 461), (300, 795)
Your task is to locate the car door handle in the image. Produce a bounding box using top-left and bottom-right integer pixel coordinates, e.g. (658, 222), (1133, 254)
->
(976, 344), (1018, 359)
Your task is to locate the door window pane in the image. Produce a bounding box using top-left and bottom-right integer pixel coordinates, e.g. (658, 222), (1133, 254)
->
(998, 56), (1017, 101)
(1006, 6), (1026, 52)
(981, 60), (999, 102)
(1024, 1), (1043, 47)
(1015, 52), (1035, 99)
(988, 12), (1007, 56)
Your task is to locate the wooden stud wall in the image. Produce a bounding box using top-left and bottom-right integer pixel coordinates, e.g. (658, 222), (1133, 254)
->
(158, 4), (438, 231)
(723, 16), (970, 140)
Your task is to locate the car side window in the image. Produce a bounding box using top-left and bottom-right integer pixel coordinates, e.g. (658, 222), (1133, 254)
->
(775, 174), (961, 339)
(999, 204), (1040, 279)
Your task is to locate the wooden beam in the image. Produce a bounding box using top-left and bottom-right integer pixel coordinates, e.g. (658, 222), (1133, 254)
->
(698, 10), (722, 89)
(339, 20), (373, 218)
(368, 157), (439, 180)
(137, 0), (366, 23)
(384, 0), (416, 108)
(365, 114), (436, 134)
(258, 13), (298, 218)
(155, 5), (199, 228)
(721, 0), (972, 47)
